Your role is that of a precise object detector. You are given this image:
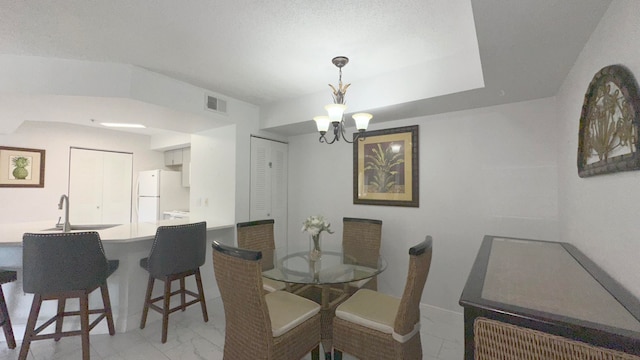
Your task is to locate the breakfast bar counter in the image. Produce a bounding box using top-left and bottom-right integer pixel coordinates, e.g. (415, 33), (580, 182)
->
(0, 219), (235, 339)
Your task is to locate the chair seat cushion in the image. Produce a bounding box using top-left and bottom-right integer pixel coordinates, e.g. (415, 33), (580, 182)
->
(0, 270), (17, 284)
(335, 289), (400, 335)
(335, 289), (421, 343)
(265, 290), (320, 337)
(262, 276), (286, 292)
(107, 260), (119, 277)
(139, 257), (149, 270)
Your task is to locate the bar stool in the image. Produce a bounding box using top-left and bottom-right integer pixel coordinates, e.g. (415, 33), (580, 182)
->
(0, 270), (17, 349)
(20, 232), (119, 360)
(139, 222), (208, 343)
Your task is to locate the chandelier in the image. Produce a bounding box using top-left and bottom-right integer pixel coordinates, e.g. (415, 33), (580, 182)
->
(313, 56), (372, 144)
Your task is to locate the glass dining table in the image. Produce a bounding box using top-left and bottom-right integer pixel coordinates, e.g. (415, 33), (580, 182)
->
(262, 250), (387, 358)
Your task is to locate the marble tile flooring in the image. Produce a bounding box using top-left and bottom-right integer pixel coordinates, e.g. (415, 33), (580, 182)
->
(0, 297), (464, 360)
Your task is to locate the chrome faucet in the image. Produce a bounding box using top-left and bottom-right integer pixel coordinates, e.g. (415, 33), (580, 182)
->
(58, 194), (71, 232)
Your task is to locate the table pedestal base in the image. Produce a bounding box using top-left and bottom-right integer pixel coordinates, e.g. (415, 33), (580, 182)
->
(295, 284), (350, 359)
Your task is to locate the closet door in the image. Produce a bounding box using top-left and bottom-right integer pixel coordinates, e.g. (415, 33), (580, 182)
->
(69, 148), (104, 224)
(69, 148), (132, 224)
(250, 137), (288, 251)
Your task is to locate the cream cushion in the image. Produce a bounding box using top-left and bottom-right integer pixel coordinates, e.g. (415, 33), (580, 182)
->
(335, 289), (420, 343)
(262, 276), (286, 292)
(265, 290), (320, 337)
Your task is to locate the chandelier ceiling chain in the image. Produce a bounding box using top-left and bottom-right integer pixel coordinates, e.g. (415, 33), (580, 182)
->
(313, 56), (372, 144)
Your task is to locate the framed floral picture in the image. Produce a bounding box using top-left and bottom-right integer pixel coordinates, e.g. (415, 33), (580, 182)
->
(353, 125), (419, 207)
(0, 146), (46, 187)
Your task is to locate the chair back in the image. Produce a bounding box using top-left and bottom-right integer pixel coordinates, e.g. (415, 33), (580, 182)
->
(212, 240), (273, 357)
(236, 219), (275, 270)
(394, 236), (433, 336)
(342, 217), (382, 268)
(147, 222), (206, 277)
(22, 232), (109, 293)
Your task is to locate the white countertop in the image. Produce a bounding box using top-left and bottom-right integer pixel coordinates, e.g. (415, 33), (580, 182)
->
(0, 219), (234, 246)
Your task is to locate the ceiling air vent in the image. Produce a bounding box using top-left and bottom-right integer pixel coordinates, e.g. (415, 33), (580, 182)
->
(205, 94), (228, 114)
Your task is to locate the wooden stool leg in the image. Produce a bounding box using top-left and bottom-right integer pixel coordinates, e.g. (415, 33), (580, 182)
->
(195, 268), (208, 322)
(180, 277), (186, 311)
(0, 286), (16, 349)
(161, 278), (171, 343)
(19, 294), (42, 360)
(54, 298), (66, 341)
(100, 283), (116, 335)
(140, 276), (154, 329)
(79, 293), (90, 360)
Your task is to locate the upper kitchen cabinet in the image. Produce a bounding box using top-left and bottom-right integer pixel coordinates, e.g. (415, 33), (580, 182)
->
(164, 147), (190, 187)
(164, 148), (184, 166)
(69, 148), (133, 224)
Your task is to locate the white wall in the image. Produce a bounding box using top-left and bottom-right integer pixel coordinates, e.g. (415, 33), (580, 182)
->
(557, 0), (640, 300)
(0, 121), (165, 225)
(189, 125), (237, 225)
(287, 97), (559, 312)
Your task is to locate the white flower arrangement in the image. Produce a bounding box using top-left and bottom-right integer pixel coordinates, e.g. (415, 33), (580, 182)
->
(301, 215), (334, 238)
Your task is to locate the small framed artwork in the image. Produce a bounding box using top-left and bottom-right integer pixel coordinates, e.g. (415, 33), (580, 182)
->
(0, 146), (46, 188)
(353, 125), (419, 207)
(577, 64), (640, 177)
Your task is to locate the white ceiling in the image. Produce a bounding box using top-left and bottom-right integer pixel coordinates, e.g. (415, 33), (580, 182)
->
(0, 0), (612, 136)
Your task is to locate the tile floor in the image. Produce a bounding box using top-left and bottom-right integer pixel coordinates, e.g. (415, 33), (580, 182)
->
(0, 297), (464, 360)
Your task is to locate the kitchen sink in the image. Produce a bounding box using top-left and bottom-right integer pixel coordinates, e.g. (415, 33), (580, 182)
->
(41, 224), (120, 231)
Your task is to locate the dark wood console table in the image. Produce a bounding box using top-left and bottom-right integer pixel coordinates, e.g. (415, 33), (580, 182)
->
(459, 236), (640, 359)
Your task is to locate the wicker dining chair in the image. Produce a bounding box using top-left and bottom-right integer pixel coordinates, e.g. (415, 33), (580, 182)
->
(212, 240), (322, 360)
(342, 217), (382, 293)
(333, 236), (433, 360)
(236, 219), (286, 293)
(139, 221), (208, 343)
(21, 232), (119, 360)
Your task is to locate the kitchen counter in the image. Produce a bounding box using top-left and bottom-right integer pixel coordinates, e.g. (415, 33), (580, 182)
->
(0, 218), (233, 245)
(0, 218), (235, 338)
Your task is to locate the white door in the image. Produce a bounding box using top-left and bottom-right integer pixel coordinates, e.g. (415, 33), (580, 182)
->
(250, 137), (288, 251)
(69, 148), (133, 224)
(69, 149), (104, 224)
(101, 152), (133, 223)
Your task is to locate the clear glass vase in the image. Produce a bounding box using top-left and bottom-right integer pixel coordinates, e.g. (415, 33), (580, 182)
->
(309, 233), (322, 261)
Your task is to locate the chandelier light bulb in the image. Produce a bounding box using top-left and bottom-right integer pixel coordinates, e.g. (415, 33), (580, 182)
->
(324, 103), (347, 123)
(352, 113), (372, 131)
(313, 116), (331, 133)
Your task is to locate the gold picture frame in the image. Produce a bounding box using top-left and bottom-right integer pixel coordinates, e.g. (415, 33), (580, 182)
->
(353, 125), (419, 207)
(0, 146), (46, 188)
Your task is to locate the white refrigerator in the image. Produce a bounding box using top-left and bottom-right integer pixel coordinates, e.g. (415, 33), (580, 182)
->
(137, 170), (189, 222)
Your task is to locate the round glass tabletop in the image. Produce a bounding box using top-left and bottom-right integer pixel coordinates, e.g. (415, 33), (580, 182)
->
(262, 250), (386, 285)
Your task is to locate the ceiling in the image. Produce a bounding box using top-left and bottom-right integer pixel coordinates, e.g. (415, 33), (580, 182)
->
(0, 0), (612, 136)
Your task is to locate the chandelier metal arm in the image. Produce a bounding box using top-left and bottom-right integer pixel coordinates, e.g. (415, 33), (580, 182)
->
(317, 119), (367, 144)
(339, 121), (354, 144)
